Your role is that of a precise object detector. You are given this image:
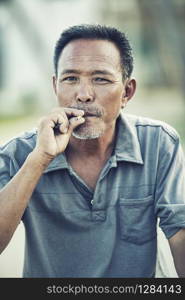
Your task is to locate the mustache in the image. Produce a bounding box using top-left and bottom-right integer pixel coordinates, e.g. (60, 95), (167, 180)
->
(70, 105), (103, 117)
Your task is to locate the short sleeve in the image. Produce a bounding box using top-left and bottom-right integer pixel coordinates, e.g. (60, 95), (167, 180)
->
(0, 140), (20, 190)
(0, 149), (12, 189)
(0, 131), (36, 191)
(155, 131), (185, 239)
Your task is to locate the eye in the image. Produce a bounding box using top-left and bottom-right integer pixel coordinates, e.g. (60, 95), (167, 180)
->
(62, 76), (78, 82)
(93, 77), (111, 83)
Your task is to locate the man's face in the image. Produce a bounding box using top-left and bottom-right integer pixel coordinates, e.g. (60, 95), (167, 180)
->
(53, 39), (132, 139)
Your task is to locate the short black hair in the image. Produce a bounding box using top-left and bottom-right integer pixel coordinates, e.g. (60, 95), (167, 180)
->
(53, 24), (134, 80)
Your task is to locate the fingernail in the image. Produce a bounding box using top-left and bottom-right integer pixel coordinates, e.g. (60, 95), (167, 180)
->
(63, 128), (68, 133)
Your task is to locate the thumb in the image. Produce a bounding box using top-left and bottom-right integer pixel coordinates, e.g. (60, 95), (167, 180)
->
(68, 115), (85, 134)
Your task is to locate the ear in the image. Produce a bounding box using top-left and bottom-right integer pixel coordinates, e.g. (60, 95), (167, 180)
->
(121, 78), (136, 108)
(52, 75), (57, 95)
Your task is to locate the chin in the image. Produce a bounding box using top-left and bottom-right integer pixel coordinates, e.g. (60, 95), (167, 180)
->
(72, 123), (104, 140)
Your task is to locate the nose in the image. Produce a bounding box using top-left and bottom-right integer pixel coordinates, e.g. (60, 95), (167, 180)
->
(76, 82), (94, 103)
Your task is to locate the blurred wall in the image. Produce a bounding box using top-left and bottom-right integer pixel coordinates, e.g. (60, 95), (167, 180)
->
(95, 0), (185, 145)
(0, 0), (97, 117)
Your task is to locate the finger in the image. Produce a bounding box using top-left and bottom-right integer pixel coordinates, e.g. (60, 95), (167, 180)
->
(51, 114), (69, 134)
(59, 121), (68, 134)
(53, 123), (67, 135)
(54, 109), (85, 134)
(68, 115), (85, 133)
(51, 107), (84, 119)
(63, 107), (85, 118)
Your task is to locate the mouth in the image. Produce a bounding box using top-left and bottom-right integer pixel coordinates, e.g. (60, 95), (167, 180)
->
(84, 112), (97, 117)
(69, 106), (102, 118)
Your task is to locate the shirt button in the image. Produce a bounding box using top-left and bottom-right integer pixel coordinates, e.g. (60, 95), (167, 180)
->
(91, 199), (94, 205)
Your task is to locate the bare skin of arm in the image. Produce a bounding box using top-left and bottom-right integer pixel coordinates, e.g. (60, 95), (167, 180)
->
(169, 228), (185, 277)
(0, 107), (85, 254)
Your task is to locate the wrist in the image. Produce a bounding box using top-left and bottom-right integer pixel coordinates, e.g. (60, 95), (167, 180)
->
(27, 148), (54, 170)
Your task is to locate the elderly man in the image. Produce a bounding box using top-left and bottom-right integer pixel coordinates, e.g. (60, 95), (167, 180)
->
(0, 24), (185, 278)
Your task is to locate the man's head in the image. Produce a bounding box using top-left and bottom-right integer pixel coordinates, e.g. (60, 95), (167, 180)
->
(54, 24), (134, 81)
(53, 24), (136, 140)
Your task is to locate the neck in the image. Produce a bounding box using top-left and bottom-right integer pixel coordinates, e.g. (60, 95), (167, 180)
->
(67, 123), (116, 160)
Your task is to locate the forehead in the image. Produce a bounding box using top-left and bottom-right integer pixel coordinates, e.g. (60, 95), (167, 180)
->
(58, 39), (122, 72)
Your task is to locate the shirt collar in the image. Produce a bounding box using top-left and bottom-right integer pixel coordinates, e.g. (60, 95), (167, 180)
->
(114, 112), (143, 164)
(44, 112), (143, 173)
(43, 152), (68, 174)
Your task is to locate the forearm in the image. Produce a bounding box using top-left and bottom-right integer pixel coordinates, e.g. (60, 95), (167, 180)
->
(169, 229), (185, 277)
(0, 150), (51, 253)
(0, 107), (84, 254)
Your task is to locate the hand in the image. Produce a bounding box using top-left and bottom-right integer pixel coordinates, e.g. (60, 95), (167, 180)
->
(33, 107), (85, 165)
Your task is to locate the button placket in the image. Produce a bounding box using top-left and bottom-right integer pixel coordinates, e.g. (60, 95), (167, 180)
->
(90, 189), (106, 222)
(90, 158), (114, 219)
(91, 210), (106, 222)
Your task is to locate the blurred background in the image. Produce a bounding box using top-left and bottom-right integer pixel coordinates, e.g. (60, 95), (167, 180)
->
(0, 0), (184, 277)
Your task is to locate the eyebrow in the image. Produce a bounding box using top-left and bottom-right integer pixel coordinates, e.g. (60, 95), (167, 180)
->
(60, 69), (114, 76)
(60, 69), (81, 75)
(91, 70), (114, 76)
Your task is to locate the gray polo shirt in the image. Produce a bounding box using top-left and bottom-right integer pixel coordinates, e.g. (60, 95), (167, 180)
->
(1, 113), (185, 277)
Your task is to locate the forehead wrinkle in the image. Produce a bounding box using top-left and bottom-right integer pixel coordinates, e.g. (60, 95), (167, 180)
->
(59, 69), (121, 79)
(59, 56), (122, 75)
(60, 54), (120, 64)
(59, 39), (123, 73)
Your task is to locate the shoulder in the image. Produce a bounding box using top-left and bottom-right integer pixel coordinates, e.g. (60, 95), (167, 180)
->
(0, 129), (37, 160)
(123, 113), (180, 143)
